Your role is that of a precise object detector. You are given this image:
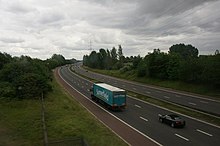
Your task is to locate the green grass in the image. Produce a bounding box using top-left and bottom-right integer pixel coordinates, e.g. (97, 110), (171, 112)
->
(0, 98), (42, 146)
(0, 75), (128, 146)
(46, 76), (127, 146)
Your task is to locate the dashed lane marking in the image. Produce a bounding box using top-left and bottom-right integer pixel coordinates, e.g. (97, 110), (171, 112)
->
(196, 129), (213, 137)
(140, 116), (148, 122)
(188, 102), (197, 106)
(200, 101), (209, 104)
(135, 104), (141, 108)
(175, 134), (189, 141)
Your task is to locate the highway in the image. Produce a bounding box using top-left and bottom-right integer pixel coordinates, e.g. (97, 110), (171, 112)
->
(59, 65), (220, 146)
(71, 63), (220, 117)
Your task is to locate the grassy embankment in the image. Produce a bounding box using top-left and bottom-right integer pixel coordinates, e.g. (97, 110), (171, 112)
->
(0, 75), (127, 146)
(84, 66), (220, 99)
(81, 66), (220, 126)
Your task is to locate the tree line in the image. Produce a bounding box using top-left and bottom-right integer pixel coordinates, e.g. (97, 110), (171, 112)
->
(83, 44), (220, 87)
(0, 52), (76, 99)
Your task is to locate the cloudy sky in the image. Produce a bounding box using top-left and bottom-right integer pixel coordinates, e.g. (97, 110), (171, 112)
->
(0, 0), (220, 60)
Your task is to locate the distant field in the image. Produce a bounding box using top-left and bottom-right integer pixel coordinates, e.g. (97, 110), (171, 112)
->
(0, 76), (127, 146)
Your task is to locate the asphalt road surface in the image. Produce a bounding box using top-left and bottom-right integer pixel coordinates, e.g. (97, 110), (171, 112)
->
(71, 63), (220, 117)
(59, 65), (220, 146)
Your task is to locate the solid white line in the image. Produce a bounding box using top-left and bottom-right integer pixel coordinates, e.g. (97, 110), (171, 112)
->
(135, 104), (141, 108)
(58, 68), (163, 146)
(164, 96), (170, 99)
(145, 91), (151, 94)
(175, 134), (189, 141)
(188, 102), (197, 106)
(196, 129), (213, 137)
(140, 116), (148, 122)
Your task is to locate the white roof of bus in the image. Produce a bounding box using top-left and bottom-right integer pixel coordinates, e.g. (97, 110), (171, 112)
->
(95, 83), (125, 92)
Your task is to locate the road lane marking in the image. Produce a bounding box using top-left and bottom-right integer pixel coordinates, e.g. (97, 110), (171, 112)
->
(188, 102), (197, 106)
(133, 87), (137, 90)
(145, 91), (151, 94)
(135, 104), (141, 108)
(196, 129), (213, 137)
(175, 134), (189, 141)
(140, 116), (148, 122)
(200, 101), (209, 104)
(164, 96), (170, 99)
(175, 95), (181, 97)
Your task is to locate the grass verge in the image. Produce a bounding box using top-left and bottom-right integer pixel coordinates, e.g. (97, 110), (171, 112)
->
(0, 75), (128, 146)
(83, 66), (220, 99)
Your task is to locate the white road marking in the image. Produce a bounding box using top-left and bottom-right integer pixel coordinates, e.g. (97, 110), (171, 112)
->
(196, 129), (213, 137)
(140, 116), (148, 122)
(175, 95), (181, 97)
(145, 91), (151, 94)
(164, 96), (170, 99)
(175, 134), (189, 141)
(133, 88), (137, 90)
(135, 104), (141, 108)
(200, 101), (209, 104)
(188, 102), (197, 106)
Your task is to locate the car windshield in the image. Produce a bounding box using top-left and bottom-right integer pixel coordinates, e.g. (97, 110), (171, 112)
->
(170, 115), (181, 120)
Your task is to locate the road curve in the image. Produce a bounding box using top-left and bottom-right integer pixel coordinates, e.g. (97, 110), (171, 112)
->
(58, 65), (220, 146)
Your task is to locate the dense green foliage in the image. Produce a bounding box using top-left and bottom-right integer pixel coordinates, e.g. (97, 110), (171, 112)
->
(0, 52), (75, 99)
(83, 44), (220, 88)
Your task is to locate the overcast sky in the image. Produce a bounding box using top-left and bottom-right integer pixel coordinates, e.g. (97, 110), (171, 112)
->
(0, 0), (220, 60)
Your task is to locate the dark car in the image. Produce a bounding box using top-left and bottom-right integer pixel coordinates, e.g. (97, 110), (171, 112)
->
(159, 114), (186, 128)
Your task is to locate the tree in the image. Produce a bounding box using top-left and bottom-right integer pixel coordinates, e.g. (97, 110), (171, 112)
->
(167, 54), (182, 80)
(118, 45), (124, 62)
(99, 48), (107, 69)
(111, 47), (118, 65)
(0, 52), (12, 69)
(0, 56), (52, 99)
(169, 43), (198, 59)
(145, 49), (169, 79)
(215, 49), (219, 55)
(132, 55), (142, 69)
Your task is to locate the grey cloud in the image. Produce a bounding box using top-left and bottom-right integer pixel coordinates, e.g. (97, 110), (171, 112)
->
(4, 1), (36, 14)
(38, 10), (66, 25)
(0, 37), (25, 43)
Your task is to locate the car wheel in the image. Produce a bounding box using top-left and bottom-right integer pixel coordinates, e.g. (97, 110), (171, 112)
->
(159, 118), (163, 123)
(171, 123), (175, 128)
